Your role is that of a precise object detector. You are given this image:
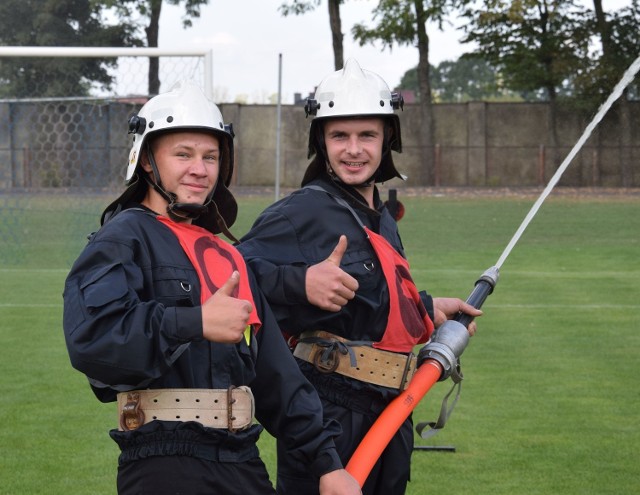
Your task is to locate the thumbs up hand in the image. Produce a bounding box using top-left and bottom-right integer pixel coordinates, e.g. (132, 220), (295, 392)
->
(306, 235), (359, 312)
(201, 271), (253, 343)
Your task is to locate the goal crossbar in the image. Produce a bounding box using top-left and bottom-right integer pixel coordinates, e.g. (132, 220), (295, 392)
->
(0, 46), (213, 98)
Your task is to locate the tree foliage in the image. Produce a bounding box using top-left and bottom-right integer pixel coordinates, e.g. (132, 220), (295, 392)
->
(460, 0), (589, 103)
(399, 55), (523, 102)
(104, 0), (210, 94)
(352, 0), (449, 49)
(573, 0), (640, 107)
(279, 0), (323, 16)
(351, 1), (456, 185)
(105, 0), (209, 31)
(0, 0), (139, 97)
(394, 1), (639, 107)
(459, 0), (595, 168)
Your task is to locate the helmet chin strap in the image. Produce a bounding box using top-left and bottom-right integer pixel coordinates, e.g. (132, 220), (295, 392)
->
(145, 143), (214, 222)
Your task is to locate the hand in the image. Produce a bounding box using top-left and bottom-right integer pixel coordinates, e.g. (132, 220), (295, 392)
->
(432, 297), (483, 336)
(306, 235), (359, 312)
(201, 271), (253, 343)
(319, 469), (362, 495)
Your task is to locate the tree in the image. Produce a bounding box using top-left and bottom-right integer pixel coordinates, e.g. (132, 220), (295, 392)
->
(105, 0), (209, 94)
(398, 55), (522, 102)
(584, 0), (640, 186)
(461, 0), (590, 169)
(0, 0), (138, 98)
(583, 0), (640, 102)
(352, 0), (456, 185)
(279, 0), (346, 70)
(433, 57), (492, 102)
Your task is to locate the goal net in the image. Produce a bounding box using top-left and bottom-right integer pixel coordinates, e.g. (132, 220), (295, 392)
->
(0, 46), (212, 267)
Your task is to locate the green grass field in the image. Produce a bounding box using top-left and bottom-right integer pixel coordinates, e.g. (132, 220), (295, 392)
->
(1, 189), (639, 494)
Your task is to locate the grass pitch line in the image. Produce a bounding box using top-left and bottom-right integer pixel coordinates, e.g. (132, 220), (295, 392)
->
(1, 303), (638, 310)
(0, 303), (61, 308)
(490, 303), (640, 309)
(413, 268), (640, 278)
(0, 268), (70, 273)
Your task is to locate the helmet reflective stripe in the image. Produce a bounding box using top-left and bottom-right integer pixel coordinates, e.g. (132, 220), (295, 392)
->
(305, 58), (403, 120)
(125, 80), (234, 184)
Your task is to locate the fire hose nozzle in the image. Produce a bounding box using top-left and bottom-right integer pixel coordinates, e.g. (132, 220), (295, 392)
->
(417, 265), (499, 381)
(417, 320), (469, 381)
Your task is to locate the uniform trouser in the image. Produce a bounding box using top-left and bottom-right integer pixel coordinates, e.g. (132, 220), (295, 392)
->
(275, 395), (413, 495)
(117, 455), (276, 495)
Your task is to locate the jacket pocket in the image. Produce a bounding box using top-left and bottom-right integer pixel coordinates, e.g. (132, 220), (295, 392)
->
(341, 248), (378, 291)
(152, 266), (197, 307)
(80, 262), (128, 309)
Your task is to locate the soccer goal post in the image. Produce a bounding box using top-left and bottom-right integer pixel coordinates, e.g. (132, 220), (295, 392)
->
(0, 46), (213, 99)
(0, 46), (213, 266)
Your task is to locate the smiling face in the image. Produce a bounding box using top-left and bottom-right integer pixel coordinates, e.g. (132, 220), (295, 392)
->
(140, 130), (221, 219)
(323, 117), (384, 204)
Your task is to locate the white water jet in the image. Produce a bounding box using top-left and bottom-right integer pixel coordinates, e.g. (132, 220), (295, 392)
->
(495, 54), (640, 269)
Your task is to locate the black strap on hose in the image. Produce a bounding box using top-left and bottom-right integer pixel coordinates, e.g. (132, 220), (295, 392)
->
(415, 363), (464, 438)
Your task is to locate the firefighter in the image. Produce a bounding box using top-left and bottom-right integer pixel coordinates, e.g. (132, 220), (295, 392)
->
(238, 60), (481, 494)
(62, 81), (361, 495)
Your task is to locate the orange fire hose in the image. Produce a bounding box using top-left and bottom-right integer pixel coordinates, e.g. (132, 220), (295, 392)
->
(345, 360), (443, 487)
(346, 266), (499, 487)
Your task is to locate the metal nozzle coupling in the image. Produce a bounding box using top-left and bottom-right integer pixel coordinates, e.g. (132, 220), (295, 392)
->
(478, 266), (499, 289)
(418, 265), (499, 381)
(417, 320), (469, 381)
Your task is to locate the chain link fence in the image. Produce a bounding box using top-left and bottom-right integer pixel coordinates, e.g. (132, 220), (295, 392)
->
(2, 47), (638, 269)
(0, 47), (211, 268)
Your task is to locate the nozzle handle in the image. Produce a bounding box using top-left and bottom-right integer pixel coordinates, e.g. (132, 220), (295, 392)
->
(455, 266), (499, 327)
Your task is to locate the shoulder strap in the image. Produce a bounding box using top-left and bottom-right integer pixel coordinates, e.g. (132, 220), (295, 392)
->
(304, 184), (369, 236)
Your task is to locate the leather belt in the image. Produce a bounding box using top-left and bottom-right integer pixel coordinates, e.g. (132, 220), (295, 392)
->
(293, 331), (417, 390)
(117, 387), (254, 432)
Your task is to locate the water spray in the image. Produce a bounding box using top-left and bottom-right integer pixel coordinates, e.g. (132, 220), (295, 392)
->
(346, 54), (640, 487)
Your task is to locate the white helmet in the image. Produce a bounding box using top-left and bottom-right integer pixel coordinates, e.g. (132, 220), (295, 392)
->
(302, 58), (404, 185)
(126, 80), (234, 183)
(102, 81), (238, 236)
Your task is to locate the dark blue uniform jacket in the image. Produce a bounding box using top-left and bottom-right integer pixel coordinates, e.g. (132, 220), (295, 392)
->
(63, 205), (341, 476)
(238, 178), (435, 404)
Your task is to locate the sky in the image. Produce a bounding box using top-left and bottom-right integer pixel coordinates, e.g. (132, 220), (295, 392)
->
(157, 0), (632, 104)
(157, 0), (474, 103)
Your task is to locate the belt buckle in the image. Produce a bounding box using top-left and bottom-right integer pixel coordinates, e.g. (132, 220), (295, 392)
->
(312, 345), (340, 373)
(120, 392), (145, 431)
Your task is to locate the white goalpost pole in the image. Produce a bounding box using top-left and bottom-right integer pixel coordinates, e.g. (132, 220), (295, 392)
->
(0, 46), (214, 98)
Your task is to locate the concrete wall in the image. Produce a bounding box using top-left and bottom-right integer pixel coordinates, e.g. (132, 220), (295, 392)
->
(221, 100), (640, 189)
(1, 99), (638, 190)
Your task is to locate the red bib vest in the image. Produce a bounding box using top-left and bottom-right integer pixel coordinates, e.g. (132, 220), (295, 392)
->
(365, 227), (434, 352)
(303, 185), (435, 353)
(157, 216), (261, 333)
